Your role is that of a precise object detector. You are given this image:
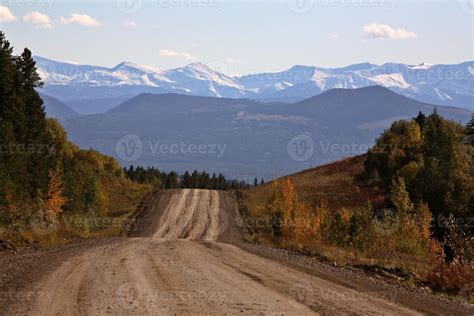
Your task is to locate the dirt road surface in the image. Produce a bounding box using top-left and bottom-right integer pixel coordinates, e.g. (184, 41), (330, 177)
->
(1, 189), (472, 315)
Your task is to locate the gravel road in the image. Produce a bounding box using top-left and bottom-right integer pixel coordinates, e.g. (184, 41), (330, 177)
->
(1, 189), (472, 315)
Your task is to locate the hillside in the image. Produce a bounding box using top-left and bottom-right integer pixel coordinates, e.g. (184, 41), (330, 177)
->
(243, 155), (384, 215)
(40, 93), (80, 120)
(241, 111), (473, 298)
(62, 87), (472, 180)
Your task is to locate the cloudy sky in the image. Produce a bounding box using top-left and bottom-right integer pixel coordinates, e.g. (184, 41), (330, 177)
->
(0, 0), (472, 75)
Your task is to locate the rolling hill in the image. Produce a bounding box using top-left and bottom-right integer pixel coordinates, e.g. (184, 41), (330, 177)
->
(61, 86), (471, 180)
(40, 93), (80, 120)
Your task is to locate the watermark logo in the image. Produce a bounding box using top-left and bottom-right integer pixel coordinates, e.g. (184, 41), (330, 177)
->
(287, 134), (314, 161)
(373, 208), (399, 235)
(116, 0), (143, 14)
(116, 135), (143, 162)
(29, 216), (60, 236)
(288, 282), (313, 306)
(458, 0), (474, 14)
(0, 0), (56, 8)
(149, 141), (226, 158)
(115, 283), (146, 310)
(216, 207), (229, 235)
(287, 0), (315, 14)
(461, 282), (474, 297)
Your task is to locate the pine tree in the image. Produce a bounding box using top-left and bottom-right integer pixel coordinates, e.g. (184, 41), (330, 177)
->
(467, 114), (474, 132)
(467, 114), (474, 145)
(415, 111), (427, 130)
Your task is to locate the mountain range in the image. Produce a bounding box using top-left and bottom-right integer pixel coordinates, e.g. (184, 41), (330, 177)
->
(61, 86), (472, 180)
(35, 56), (474, 113)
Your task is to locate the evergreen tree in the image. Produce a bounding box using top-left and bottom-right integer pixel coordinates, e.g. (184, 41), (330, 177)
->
(467, 113), (474, 134)
(467, 114), (474, 145)
(415, 111), (427, 130)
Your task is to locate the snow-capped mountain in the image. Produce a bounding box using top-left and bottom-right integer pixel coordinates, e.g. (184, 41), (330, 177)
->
(35, 56), (474, 110)
(35, 56), (249, 101)
(237, 62), (474, 109)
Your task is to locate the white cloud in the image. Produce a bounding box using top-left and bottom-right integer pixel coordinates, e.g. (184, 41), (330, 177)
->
(124, 21), (136, 27)
(159, 49), (179, 57)
(24, 11), (53, 29)
(181, 52), (196, 61)
(328, 33), (340, 40)
(225, 58), (236, 64)
(0, 6), (17, 22)
(363, 23), (417, 40)
(160, 49), (196, 60)
(59, 13), (102, 27)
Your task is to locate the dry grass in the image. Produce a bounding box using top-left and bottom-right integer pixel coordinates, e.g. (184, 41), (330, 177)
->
(243, 155), (384, 219)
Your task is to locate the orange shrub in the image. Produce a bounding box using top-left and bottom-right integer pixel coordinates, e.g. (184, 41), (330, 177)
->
(426, 261), (474, 295)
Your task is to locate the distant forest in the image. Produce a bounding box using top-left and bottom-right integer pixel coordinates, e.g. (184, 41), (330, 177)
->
(124, 165), (263, 190)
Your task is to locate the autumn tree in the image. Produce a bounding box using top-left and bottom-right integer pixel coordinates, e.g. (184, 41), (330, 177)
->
(45, 168), (66, 221)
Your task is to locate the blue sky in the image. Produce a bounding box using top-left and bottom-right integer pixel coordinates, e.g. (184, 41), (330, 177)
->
(0, 0), (472, 75)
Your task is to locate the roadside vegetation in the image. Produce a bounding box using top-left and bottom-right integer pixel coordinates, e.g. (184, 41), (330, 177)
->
(0, 32), (150, 247)
(242, 112), (474, 300)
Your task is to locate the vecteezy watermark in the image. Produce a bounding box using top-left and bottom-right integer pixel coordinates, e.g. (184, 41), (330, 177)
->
(115, 284), (225, 310)
(116, 0), (223, 14)
(115, 135), (227, 162)
(116, 0), (144, 14)
(287, 0), (315, 14)
(287, 0), (397, 14)
(373, 208), (399, 235)
(458, 0), (474, 14)
(287, 134), (314, 162)
(148, 141), (226, 158)
(0, 290), (53, 304)
(29, 216), (61, 236)
(319, 141), (371, 155)
(0, 0), (55, 8)
(288, 282), (314, 306)
(0, 143), (56, 156)
(116, 135), (143, 162)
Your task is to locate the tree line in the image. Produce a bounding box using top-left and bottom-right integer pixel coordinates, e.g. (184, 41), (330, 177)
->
(124, 165), (254, 190)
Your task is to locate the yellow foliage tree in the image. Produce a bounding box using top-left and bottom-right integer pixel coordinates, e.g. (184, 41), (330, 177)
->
(45, 168), (67, 221)
(281, 179), (298, 237)
(417, 202), (432, 242)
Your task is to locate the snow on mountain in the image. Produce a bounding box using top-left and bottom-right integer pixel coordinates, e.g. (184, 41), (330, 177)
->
(244, 61), (473, 109)
(34, 56), (474, 109)
(34, 56), (247, 99)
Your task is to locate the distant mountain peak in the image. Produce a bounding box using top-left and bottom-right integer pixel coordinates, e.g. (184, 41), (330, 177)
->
(288, 64), (315, 72)
(34, 56), (474, 110)
(334, 62), (377, 72)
